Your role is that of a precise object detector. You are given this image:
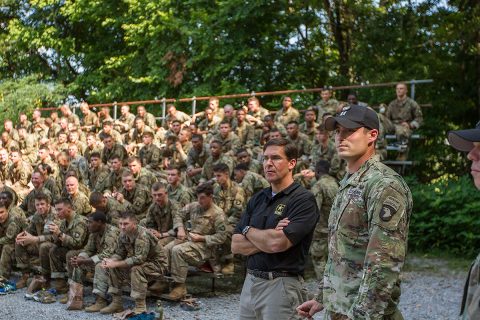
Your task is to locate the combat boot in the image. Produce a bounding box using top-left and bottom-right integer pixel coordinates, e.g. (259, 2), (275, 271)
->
(85, 295), (108, 313)
(221, 260), (235, 275)
(53, 278), (68, 294)
(149, 280), (169, 294)
(133, 298), (147, 314)
(59, 294), (68, 304)
(16, 273), (30, 289)
(165, 283), (187, 301)
(100, 295), (124, 314)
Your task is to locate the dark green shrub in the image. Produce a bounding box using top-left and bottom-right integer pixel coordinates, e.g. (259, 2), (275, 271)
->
(408, 175), (480, 259)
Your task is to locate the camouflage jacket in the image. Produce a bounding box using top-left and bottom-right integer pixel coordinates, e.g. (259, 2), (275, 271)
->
(68, 191), (92, 216)
(101, 143), (128, 165)
(8, 161), (32, 189)
(19, 187), (53, 217)
(112, 225), (167, 268)
(173, 202), (227, 247)
(212, 132), (241, 156)
(96, 168), (128, 194)
(28, 208), (58, 240)
(167, 184), (194, 208)
(461, 252), (480, 320)
(44, 213), (89, 250)
(186, 145), (209, 170)
(141, 199), (180, 235)
(121, 184), (152, 220)
(201, 154), (234, 181)
(233, 120), (255, 150)
(273, 106), (300, 127)
(139, 144), (162, 171)
(0, 212), (25, 246)
(82, 224), (120, 264)
(133, 168), (158, 189)
(239, 171), (269, 198)
(88, 165), (110, 190)
(320, 157), (413, 319)
(386, 97), (423, 129)
(310, 174), (338, 238)
(213, 181), (246, 226)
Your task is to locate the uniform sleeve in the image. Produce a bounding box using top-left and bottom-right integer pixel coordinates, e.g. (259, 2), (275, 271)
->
(348, 180), (411, 319)
(0, 220), (22, 245)
(173, 203), (190, 230)
(410, 100), (423, 129)
(282, 191), (319, 246)
(92, 228), (119, 263)
(142, 205), (157, 229)
(82, 234), (97, 258)
(204, 213), (228, 247)
(227, 188), (246, 226)
(125, 234), (151, 266)
(62, 220), (88, 249)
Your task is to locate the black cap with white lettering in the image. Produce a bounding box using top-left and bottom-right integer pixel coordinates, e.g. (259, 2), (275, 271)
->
(324, 105), (379, 131)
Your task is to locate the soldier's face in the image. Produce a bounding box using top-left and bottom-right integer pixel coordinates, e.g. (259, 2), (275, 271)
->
(237, 152), (250, 164)
(10, 152), (20, 164)
(316, 131), (328, 143)
(104, 138), (114, 149)
(262, 146), (295, 185)
(0, 207), (8, 223)
(121, 106), (129, 115)
(87, 136), (95, 146)
(0, 194), (8, 207)
(269, 131), (282, 140)
(197, 193), (212, 209)
(68, 146), (78, 157)
(58, 134), (67, 143)
(286, 124), (298, 138)
(347, 95), (358, 105)
(248, 101), (258, 112)
(31, 173), (43, 189)
(137, 107), (146, 117)
(128, 161), (141, 174)
(219, 124), (230, 137)
(88, 219), (103, 233)
(119, 217), (136, 235)
(142, 135), (153, 145)
(90, 157), (100, 168)
(282, 97), (292, 109)
(224, 108), (234, 118)
(321, 90), (332, 101)
(0, 151), (8, 162)
(233, 169), (245, 183)
(210, 143), (221, 157)
(305, 111), (316, 122)
(205, 109), (214, 121)
(396, 84), (407, 98)
(35, 200), (49, 216)
(55, 203), (69, 220)
(335, 125), (378, 162)
(192, 138), (202, 150)
(111, 159), (122, 171)
(171, 122), (181, 133)
(122, 175), (135, 191)
(237, 110), (245, 122)
(65, 178), (78, 195)
(467, 142), (480, 189)
(214, 171), (229, 187)
(167, 170), (180, 185)
(152, 188), (168, 206)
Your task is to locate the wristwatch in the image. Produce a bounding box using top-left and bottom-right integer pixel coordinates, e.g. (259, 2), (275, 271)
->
(242, 226), (251, 237)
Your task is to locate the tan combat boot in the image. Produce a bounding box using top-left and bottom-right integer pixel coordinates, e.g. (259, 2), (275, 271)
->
(165, 283), (187, 301)
(149, 280), (169, 294)
(100, 295), (124, 314)
(133, 298), (147, 314)
(85, 295), (108, 313)
(16, 273), (30, 289)
(221, 260), (235, 275)
(53, 278), (69, 294)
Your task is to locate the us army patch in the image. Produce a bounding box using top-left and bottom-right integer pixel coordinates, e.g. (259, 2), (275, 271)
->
(274, 204), (286, 217)
(73, 232), (80, 239)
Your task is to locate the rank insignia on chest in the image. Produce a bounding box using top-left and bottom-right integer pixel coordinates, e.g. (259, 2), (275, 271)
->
(274, 204), (286, 217)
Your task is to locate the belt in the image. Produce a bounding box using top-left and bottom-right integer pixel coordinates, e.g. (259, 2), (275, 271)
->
(247, 269), (298, 280)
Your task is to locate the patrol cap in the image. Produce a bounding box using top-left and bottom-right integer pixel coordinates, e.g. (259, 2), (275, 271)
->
(447, 121), (480, 152)
(324, 105), (379, 131)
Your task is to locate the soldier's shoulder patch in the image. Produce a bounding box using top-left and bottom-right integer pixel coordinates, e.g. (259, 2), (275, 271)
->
(73, 232), (81, 239)
(218, 224), (226, 231)
(379, 204), (396, 222)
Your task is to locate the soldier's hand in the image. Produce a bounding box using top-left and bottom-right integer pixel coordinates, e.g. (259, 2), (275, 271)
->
(177, 227), (186, 241)
(189, 232), (205, 242)
(296, 300), (324, 318)
(275, 218), (290, 231)
(70, 256), (79, 267)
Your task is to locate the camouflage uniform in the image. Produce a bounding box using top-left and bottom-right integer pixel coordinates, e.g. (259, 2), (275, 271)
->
(68, 191), (93, 216)
(114, 113), (136, 135)
(69, 155), (89, 183)
(15, 208), (57, 273)
(386, 97), (423, 140)
(102, 197), (128, 226)
(139, 112), (158, 131)
(68, 224), (119, 299)
(167, 184), (194, 208)
(201, 155), (234, 181)
(44, 177), (61, 203)
(39, 213), (89, 278)
(310, 140), (345, 181)
(288, 132), (312, 158)
(232, 120), (255, 151)
(88, 164), (110, 191)
(239, 171), (269, 198)
(101, 143), (128, 166)
(318, 157), (413, 319)
(186, 145), (209, 185)
(248, 107), (270, 129)
(139, 143), (162, 171)
(141, 199), (180, 246)
(274, 107), (300, 127)
(0, 212), (25, 277)
(133, 167), (158, 189)
(461, 253), (480, 320)
(107, 226), (167, 300)
(0, 161), (11, 182)
(95, 167), (128, 194)
(120, 184), (152, 221)
(299, 122), (320, 142)
(81, 110), (98, 132)
(8, 160), (33, 200)
(19, 187), (53, 217)
(18, 134), (38, 164)
(84, 143), (103, 163)
(314, 99), (339, 120)
(309, 174), (338, 281)
(98, 129), (123, 144)
(213, 181), (246, 226)
(212, 132), (241, 156)
(166, 202), (228, 284)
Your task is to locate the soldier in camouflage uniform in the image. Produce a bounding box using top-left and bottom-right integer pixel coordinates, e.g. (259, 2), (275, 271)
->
(100, 211), (168, 314)
(95, 156), (128, 194)
(15, 193), (57, 288)
(447, 122), (480, 320)
(274, 96), (300, 127)
(114, 105), (136, 138)
(114, 171), (151, 221)
(233, 163), (269, 198)
(136, 105), (158, 131)
(212, 163), (246, 274)
(141, 182), (180, 246)
(0, 204), (25, 279)
(18, 127), (38, 164)
(101, 134), (128, 166)
(186, 134), (208, 186)
(68, 143), (89, 184)
(232, 108), (255, 152)
(88, 152), (109, 191)
(138, 131), (162, 171)
(211, 121), (241, 156)
(125, 117), (155, 156)
(164, 183), (228, 301)
(67, 211), (119, 312)
(37, 198), (89, 293)
(65, 176), (92, 216)
(297, 105), (412, 320)
(236, 148), (263, 174)
(80, 102), (98, 132)
(166, 167), (194, 207)
(299, 109), (319, 142)
(89, 192), (127, 226)
(19, 170), (53, 217)
(0, 148), (11, 182)
(127, 156), (158, 189)
(201, 140), (234, 181)
(7, 149), (33, 202)
(309, 160), (339, 281)
(312, 89), (339, 120)
(84, 133), (103, 163)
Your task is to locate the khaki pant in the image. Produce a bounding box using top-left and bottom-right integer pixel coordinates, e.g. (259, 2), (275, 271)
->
(15, 242), (39, 272)
(68, 253), (109, 299)
(107, 261), (164, 299)
(239, 273), (307, 320)
(167, 241), (213, 283)
(39, 241), (81, 278)
(0, 244), (15, 278)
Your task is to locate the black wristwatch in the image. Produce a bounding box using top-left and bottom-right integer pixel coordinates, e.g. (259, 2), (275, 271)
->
(242, 226), (251, 237)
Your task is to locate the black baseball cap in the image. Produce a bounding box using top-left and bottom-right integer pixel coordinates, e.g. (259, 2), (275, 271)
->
(447, 121), (480, 152)
(324, 105), (379, 131)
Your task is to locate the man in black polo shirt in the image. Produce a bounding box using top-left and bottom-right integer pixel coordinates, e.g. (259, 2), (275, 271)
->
(232, 138), (319, 320)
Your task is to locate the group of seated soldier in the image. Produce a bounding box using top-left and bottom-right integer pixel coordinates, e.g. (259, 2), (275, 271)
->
(0, 84), (423, 314)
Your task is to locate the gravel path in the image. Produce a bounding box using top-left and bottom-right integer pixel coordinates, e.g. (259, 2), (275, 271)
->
(1, 258), (467, 320)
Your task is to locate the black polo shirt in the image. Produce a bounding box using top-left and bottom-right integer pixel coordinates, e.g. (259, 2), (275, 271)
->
(234, 182), (319, 275)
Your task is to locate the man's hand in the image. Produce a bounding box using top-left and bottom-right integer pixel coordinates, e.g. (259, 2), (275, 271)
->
(16, 231), (38, 246)
(113, 192), (124, 203)
(71, 256), (91, 267)
(177, 227), (186, 241)
(48, 223), (61, 236)
(275, 218), (290, 231)
(102, 258), (119, 269)
(189, 232), (205, 242)
(296, 300), (324, 318)
(148, 229), (162, 239)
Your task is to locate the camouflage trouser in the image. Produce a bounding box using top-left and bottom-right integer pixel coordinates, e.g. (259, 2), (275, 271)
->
(168, 241), (212, 283)
(68, 252), (109, 299)
(0, 244), (15, 278)
(310, 238), (328, 281)
(325, 309), (404, 320)
(15, 242), (39, 272)
(107, 261), (165, 299)
(39, 241), (81, 278)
